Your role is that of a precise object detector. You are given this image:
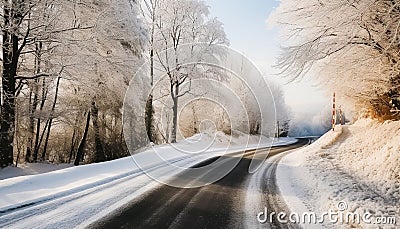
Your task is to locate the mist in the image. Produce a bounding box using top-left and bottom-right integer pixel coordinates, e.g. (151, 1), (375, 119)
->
(288, 105), (332, 137)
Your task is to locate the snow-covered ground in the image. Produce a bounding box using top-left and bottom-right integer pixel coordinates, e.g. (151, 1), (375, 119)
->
(0, 163), (72, 181)
(277, 119), (399, 228)
(0, 131), (297, 228)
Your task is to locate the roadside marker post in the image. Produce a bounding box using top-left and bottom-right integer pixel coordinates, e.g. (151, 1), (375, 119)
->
(332, 92), (336, 131)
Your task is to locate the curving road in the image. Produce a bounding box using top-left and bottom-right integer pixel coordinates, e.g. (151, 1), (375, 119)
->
(89, 139), (310, 229)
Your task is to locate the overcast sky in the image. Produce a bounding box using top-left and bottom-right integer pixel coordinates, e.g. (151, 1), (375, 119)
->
(205, 0), (329, 116)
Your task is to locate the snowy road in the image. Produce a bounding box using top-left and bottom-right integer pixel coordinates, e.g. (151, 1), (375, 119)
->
(0, 153), (222, 228)
(88, 139), (310, 228)
(0, 137), (304, 228)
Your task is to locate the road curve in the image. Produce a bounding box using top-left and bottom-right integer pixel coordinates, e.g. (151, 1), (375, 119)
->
(89, 139), (310, 229)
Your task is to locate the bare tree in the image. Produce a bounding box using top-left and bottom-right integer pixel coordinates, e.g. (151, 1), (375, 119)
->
(152, 0), (228, 143)
(140, 0), (159, 143)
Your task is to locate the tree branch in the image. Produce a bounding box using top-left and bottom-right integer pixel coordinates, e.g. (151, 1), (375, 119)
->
(15, 73), (52, 80)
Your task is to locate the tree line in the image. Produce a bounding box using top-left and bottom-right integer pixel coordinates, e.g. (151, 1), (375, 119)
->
(0, 0), (146, 167)
(0, 0), (240, 168)
(1, 0), (292, 168)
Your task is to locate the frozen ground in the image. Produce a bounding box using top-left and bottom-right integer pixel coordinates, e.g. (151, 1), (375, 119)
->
(0, 131), (296, 228)
(277, 119), (399, 228)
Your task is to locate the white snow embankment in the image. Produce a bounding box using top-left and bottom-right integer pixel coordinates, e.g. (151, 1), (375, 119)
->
(0, 163), (72, 181)
(0, 131), (296, 214)
(277, 119), (399, 228)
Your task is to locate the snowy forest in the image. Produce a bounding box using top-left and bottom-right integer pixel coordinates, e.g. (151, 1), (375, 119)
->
(0, 0), (149, 168)
(2, 0), (399, 169)
(0, 0), (290, 168)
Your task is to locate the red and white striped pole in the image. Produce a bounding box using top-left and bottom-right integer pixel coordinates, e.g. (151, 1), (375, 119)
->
(332, 92), (336, 131)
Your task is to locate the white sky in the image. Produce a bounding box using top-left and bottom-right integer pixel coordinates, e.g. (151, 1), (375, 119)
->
(205, 0), (330, 115)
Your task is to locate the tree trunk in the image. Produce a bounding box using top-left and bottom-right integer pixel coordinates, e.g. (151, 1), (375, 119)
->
(91, 101), (105, 163)
(26, 87), (38, 163)
(68, 115), (79, 164)
(32, 118), (42, 161)
(15, 109), (21, 167)
(30, 42), (41, 162)
(165, 115), (171, 143)
(192, 104), (198, 134)
(32, 118), (41, 161)
(145, 94), (156, 143)
(68, 128), (77, 164)
(145, 38), (156, 144)
(41, 76), (61, 161)
(171, 83), (179, 143)
(33, 49), (46, 162)
(33, 78), (49, 162)
(34, 118), (50, 160)
(42, 119), (52, 161)
(0, 3), (19, 167)
(74, 111), (91, 166)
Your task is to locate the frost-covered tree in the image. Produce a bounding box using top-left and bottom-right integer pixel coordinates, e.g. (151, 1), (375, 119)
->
(269, 0), (400, 120)
(59, 0), (147, 164)
(139, 0), (160, 144)
(141, 0), (228, 143)
(0, 0), (147, 167)
(0, 0), (93, 167)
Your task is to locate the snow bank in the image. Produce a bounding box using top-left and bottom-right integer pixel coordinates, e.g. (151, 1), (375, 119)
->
(334, 119), (400, 200)
(277, 119), (399, 228)
(0, 163), (72, 181)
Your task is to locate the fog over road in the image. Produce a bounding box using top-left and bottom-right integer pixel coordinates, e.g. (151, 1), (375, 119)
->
(90, 139), (310, 229)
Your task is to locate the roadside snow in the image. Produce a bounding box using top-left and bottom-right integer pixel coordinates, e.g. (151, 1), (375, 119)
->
(277, 119), (400, 228)
(0, 132), (297, 228)
(0, 163), (72, 180)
